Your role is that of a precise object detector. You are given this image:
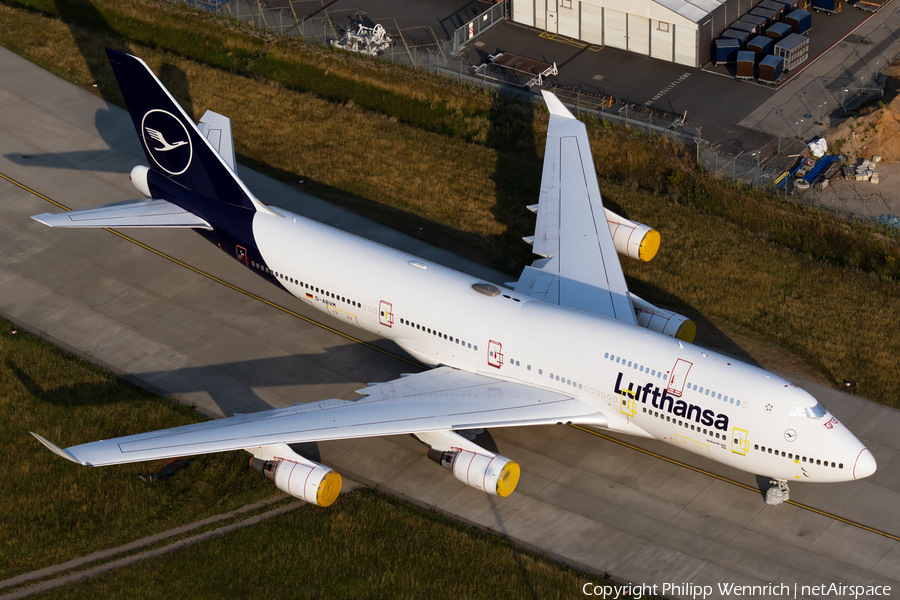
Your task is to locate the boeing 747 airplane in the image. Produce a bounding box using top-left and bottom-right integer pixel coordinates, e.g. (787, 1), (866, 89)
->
(30, 49), (875, 507)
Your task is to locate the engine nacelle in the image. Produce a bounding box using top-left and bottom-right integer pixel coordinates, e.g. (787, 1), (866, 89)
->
(250, 457), (342, 507)
(630, 294), (696, 343)
(427, 448), (520, 497)
(130, 165), (152, 198)
(605, 208), (659, 262)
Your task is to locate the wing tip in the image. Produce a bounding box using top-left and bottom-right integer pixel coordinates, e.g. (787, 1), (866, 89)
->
(31, 432), (86, 465)
(541, 90), (575, 119)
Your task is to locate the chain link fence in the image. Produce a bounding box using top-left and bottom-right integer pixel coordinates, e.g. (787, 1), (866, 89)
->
(171, 0), (897, 237)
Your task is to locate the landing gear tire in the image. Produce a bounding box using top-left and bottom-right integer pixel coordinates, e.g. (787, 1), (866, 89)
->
(765, 479), (790, 505)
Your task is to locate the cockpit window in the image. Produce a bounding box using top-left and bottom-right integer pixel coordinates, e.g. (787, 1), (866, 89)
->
(790, 402), (827, 419)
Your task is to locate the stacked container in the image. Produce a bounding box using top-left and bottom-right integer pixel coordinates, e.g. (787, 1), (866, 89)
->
(775, 33), (810, 70)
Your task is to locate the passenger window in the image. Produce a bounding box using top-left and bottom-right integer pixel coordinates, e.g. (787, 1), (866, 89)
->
(816, 460), (821, 465)
(754, 444), (759, 450)
(604, 352), (609, 358)
(627, 361), (632, 367)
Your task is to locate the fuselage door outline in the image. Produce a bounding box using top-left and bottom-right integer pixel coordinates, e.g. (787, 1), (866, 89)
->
(379, 300), (393, 328)
(667, 358), (692, 397)
(488, 340), (503, 368)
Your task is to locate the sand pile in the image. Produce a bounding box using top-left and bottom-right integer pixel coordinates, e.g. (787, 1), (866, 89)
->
(830, 66), (900, 163)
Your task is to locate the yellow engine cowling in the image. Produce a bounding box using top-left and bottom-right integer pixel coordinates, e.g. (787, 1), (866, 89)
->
(630, 294), (696, 343)
(419, 430), (520, 497)
(605, 208), (660, 262)
(248, 443), (342, 507)
(450, 450), (520, 497)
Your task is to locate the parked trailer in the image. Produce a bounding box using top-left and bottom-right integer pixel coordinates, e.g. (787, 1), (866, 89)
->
(736, 51), (756, 80)
(713, 38), (743, 66)
(771, 0), (802, 10)
(854, 0), (885, 10)
(766, 22), (793, 41)
(473, 53), (559, 88)
(759, 0), (787, 20)
(721, 28), (751, 47)
(748, 35), (775, 59)
(812, 0), (842, 13)
(731, 18), (760, 35)
(785, 9), (812, 34)
(775, 33), (810, 70)
(742, 14), (769, 33)
(759, 55), (785, 84)
(751, 5), (779, 25)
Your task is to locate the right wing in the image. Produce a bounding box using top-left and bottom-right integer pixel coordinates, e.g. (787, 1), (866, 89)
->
(32, 198), (212, 229)
(514, 92), (636, 324)
(32, 367), (608, 467)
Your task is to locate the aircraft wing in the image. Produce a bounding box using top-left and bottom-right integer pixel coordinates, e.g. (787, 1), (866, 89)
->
(32, 367), (608, 467)
(32, 198), (212, 229)
(514, 92), (636, 325)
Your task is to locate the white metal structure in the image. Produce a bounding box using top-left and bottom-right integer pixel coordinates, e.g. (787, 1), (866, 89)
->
(510, 0), (773, 68)
(31, 51), (876, 508)
(330, 24), (392, 57)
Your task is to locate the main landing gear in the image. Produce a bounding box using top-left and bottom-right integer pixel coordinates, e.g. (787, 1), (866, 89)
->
(766, 479), (790, 505)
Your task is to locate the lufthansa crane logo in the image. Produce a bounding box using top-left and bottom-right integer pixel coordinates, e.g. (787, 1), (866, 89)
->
(140, 109), (192, 176)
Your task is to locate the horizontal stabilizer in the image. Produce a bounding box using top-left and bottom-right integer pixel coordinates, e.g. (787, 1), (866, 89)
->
(32, 198), (212, 229)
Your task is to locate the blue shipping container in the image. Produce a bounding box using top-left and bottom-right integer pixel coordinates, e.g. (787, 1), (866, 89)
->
(766, 22), (793, 41)
(759, 55), (785, 84)
(748, 35), (775, 59)
(786, 9), (812, 34)
(713, 38), (742, 65)
(721, 28), (751, 47)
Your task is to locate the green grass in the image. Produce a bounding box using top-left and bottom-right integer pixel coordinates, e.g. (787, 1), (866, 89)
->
(0, 0), (899, 405)
(0, 319), (278, 582)
(0, 320), (623, 598)
(36, 489), (610, 600)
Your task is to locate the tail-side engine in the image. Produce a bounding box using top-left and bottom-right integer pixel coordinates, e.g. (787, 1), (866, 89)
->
(416, 430), (520, 497)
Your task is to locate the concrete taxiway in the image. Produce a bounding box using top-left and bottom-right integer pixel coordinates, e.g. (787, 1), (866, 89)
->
(1, 47), (900, 599)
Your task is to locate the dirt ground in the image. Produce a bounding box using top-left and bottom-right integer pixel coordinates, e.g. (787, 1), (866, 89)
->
(814, 64), (900, 221)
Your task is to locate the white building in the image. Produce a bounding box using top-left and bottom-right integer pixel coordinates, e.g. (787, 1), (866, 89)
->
(512, 0), (770, 68)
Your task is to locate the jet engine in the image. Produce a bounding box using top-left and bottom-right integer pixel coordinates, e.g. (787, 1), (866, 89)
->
(250, 457), (342, 507)
(247, 443), (341, 507)
(605, 208), (659, 262)
(630, 294), (696, 343)
(130, 165), (152, 198)
(418, 430), (520, 497)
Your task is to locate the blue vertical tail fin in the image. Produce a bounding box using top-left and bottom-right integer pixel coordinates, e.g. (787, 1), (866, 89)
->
(105, 48), (274, 215)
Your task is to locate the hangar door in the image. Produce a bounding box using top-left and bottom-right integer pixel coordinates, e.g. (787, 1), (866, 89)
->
(558, 4), (579, 38)
(513, 0), (535, 27)
(604, 8), (627, 50)
(674, 24), (697, 67)
(650, 20), (674, 61)
(581, 4), (602, 45)
(629, 14), (650, 55)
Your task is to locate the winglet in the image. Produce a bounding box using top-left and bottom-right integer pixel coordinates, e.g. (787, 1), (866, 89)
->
(31, 432), (88, 465)
(541, 90), (576, 119)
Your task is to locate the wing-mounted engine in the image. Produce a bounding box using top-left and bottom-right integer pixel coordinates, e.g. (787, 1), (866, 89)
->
(248, 443), (342, 507)
(604, 208), (659, 262)
(416, 430), (520, 497)
(630, 294), (696, 343)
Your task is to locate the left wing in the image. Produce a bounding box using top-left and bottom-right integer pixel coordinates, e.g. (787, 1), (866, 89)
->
(514, 91), (636, 324)
(32, 367), (608, 467)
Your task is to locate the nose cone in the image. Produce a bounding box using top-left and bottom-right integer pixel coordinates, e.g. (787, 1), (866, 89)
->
(853, 448), (877, 480)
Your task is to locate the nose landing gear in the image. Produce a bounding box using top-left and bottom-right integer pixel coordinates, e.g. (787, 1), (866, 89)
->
(765, 479), (790, 505)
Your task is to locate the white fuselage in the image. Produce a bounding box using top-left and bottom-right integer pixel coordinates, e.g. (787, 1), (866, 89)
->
(250, 206), (872, 484)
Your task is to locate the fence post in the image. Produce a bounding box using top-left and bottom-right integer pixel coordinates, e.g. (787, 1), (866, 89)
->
(625, 104), (628, 128)
(732, 159), (736, 184)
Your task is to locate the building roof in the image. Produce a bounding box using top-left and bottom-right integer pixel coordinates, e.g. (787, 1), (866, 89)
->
(653, 0), (724, 23)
